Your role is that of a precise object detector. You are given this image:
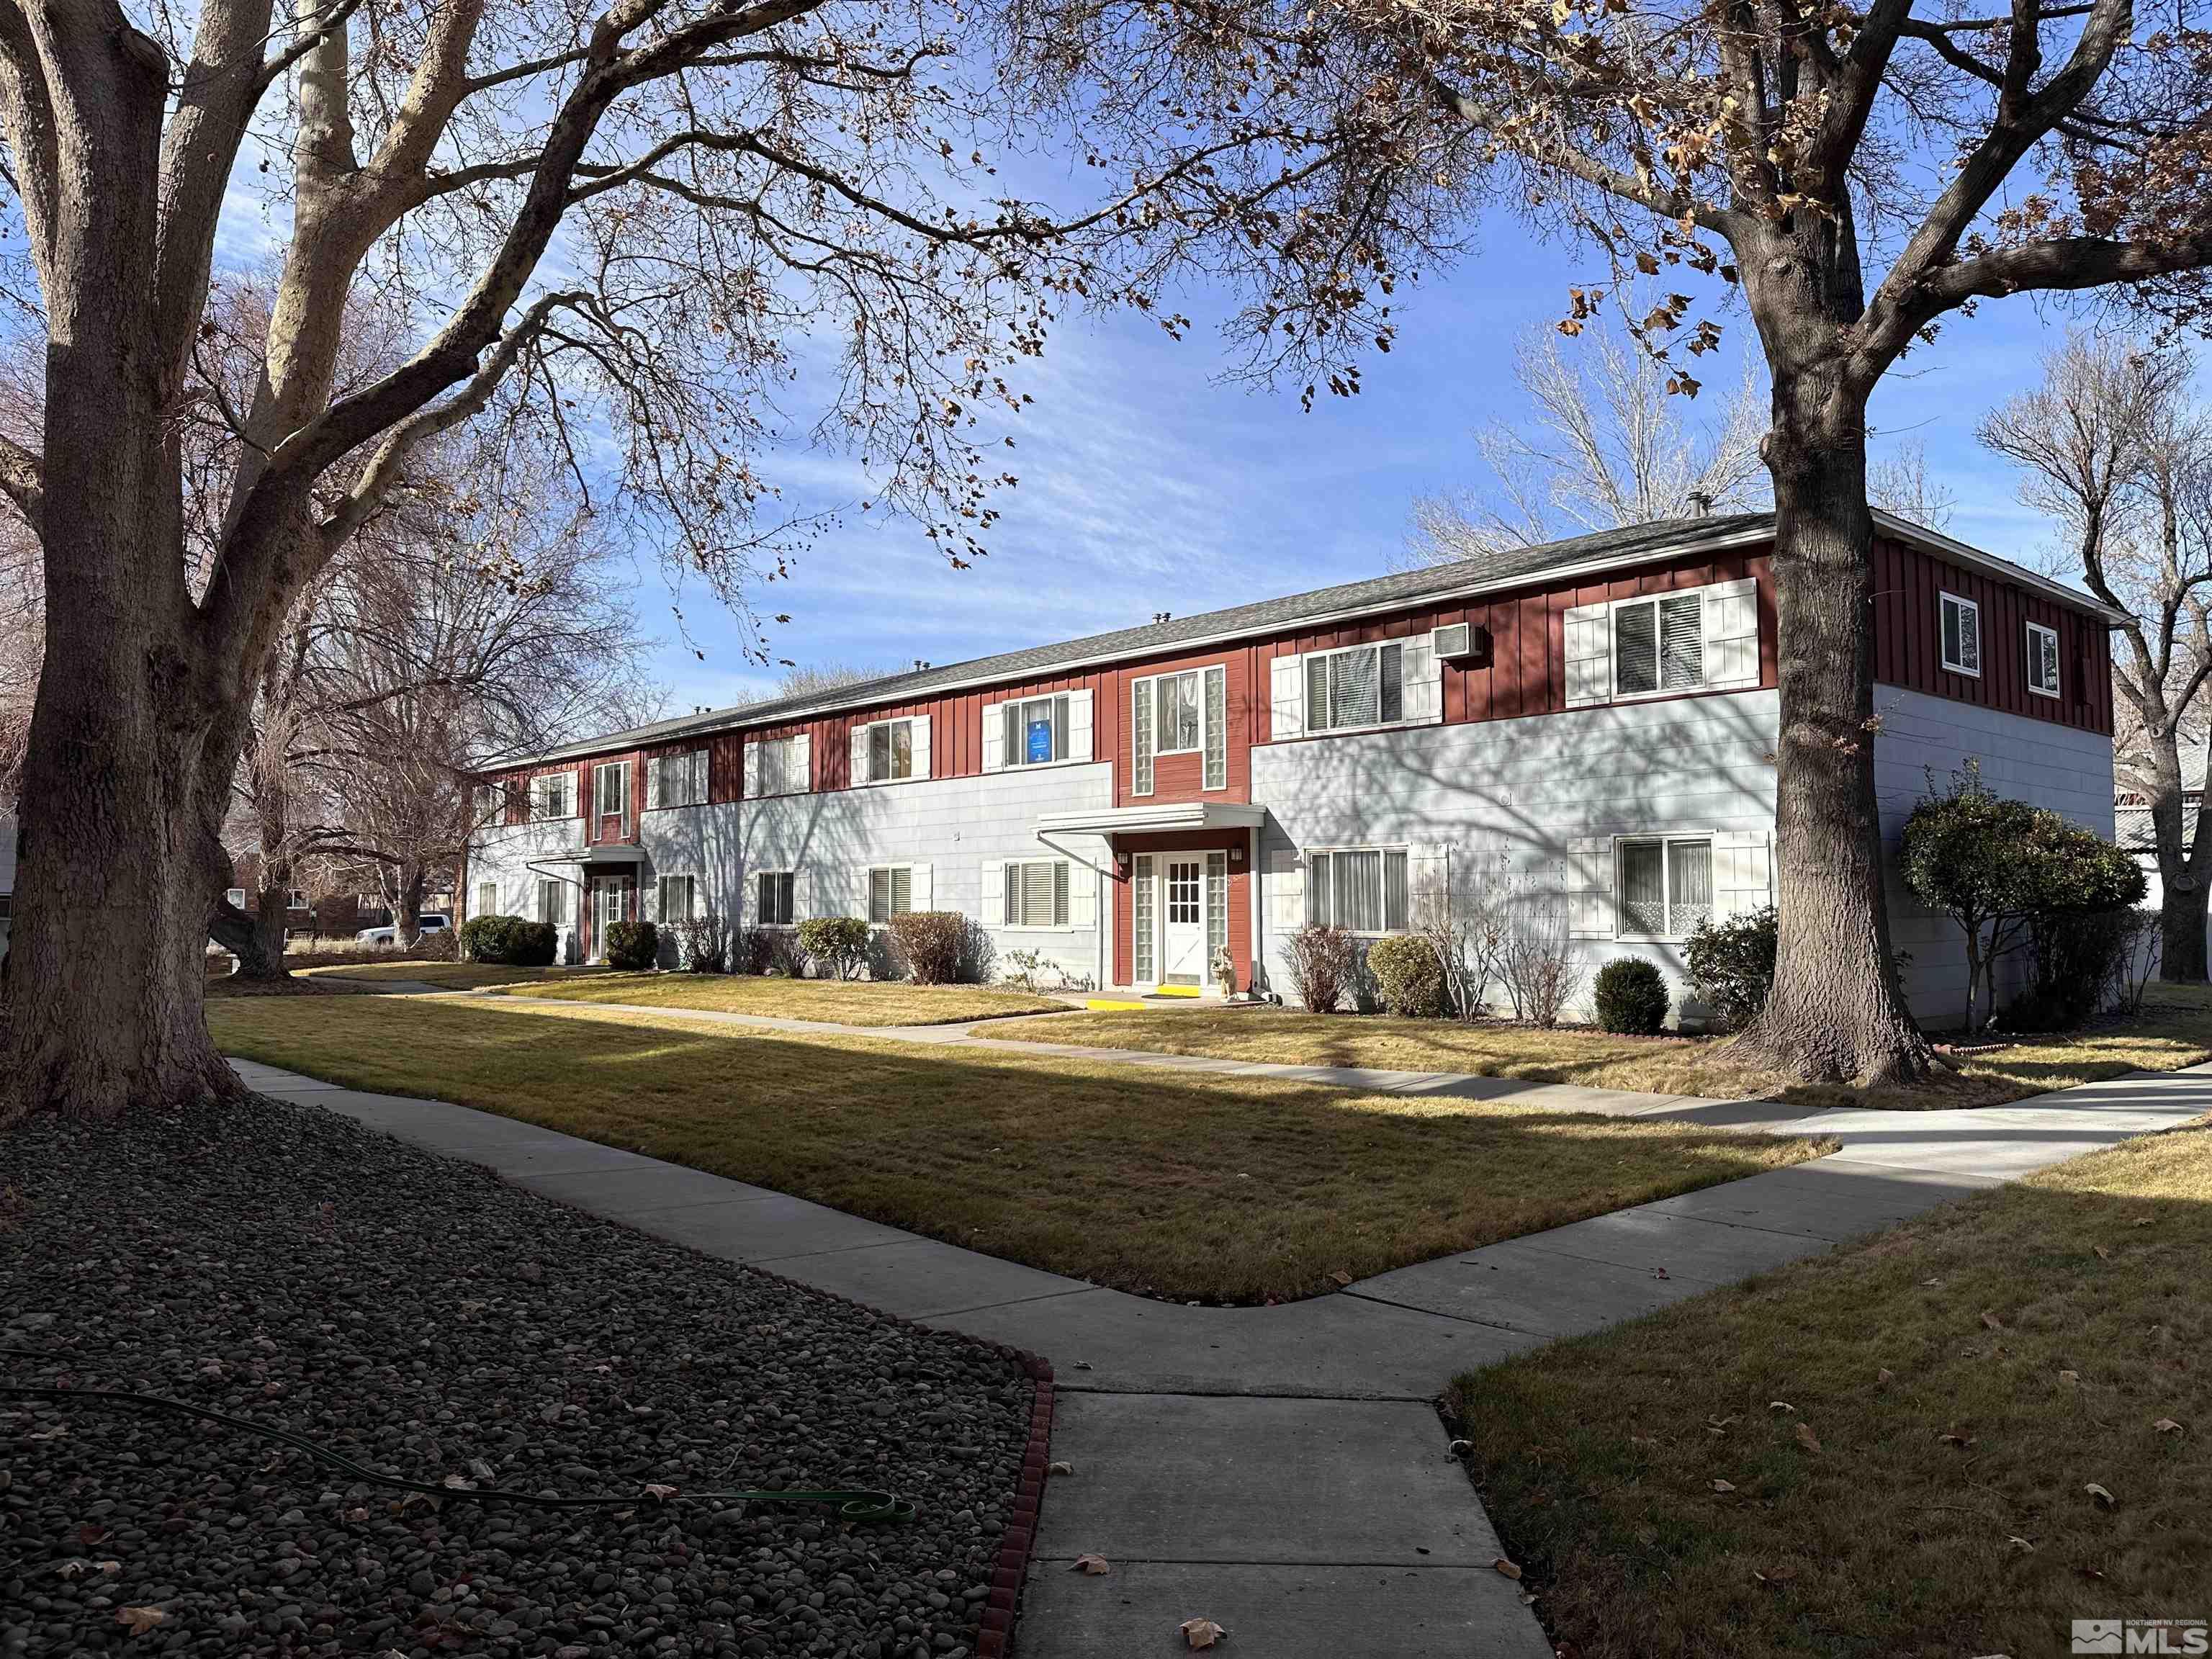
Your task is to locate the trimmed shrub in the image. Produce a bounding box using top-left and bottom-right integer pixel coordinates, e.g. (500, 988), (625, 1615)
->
(1684, 905), (1776, 1032)
(604, 918), (657, 971)
(2005, 906), (2139, 1032)
(1367, 932), (1447, 1018)
(1593, 958), (1670, 1035)
(1284, 924), (1359, 1014)
(732, 925), (776, 976)
(888, 910), (968, 985)
(671, 913), (727, 974)
(459, 914), (557, 966)
(797, 916), (871, 981)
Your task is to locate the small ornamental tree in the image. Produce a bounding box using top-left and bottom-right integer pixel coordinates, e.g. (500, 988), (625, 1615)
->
(1901, 768), (2146, 1031)
(797, 917), (871, 983)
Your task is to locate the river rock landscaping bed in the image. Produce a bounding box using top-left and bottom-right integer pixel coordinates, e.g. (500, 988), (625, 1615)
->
(0, 1092), (1034, 1658)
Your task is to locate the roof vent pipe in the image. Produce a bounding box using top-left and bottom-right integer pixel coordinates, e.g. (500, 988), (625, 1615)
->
(1687, 490), (1714, 518)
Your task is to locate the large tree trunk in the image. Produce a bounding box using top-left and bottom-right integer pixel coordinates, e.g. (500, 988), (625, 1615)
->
(207, 893), (288, 979)
(1725, 361), (1938, 1084)
(2148, 747), (2210, 983)
(396, 861), (426, 948)
(0, 28), (246, 1125)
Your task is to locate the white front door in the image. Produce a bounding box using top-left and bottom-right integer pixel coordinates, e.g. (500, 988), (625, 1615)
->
(591, 875), (632, 963)
(1161, 858), (1205, 986)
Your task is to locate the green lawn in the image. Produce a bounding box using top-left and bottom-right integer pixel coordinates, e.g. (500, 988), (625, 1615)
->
(482, 971), (1072, 1025)
(207, 995), (1829, 1304)
(999, 988), (2212, 1109)
(1448, 1118), (2212, 1659)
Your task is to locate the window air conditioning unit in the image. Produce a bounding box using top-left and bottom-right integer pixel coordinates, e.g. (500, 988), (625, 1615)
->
(1431, 622), (1488, 665)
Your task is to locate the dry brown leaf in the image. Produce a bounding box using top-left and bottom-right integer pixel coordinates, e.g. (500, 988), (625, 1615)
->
(1180, 1617), (1228, 1650)
(1753, 1563), (1798, 1585)
(2059, 1370), (2081, 1385)
(2085, 1482), (2116, 1509)
(2008, 1536), (2035, 1553)
(2153, 1419), (2184, 1436)
(1980, 1310), (2005, 1331)
(1493, 1557), (1522, 1580)
(1710, 1478), (1736, 1493)
(1794, 1422), (1822, 1454)
(1328, 1270), (1352, 1287)
(1048, 1460), (1075, 1476)
(115, 1608), (166, 1637)
(2092, 1245), (2110, 1261)
(2131, 1217), (2152, 1228)
(641, 1483), (678, 1501)
(1768, 1401), (1795, 1413)
(1071, 1555), (1110, 1575)
(1876, 1368), (1896, 1385)
(1938, 1431), (1977, 1448)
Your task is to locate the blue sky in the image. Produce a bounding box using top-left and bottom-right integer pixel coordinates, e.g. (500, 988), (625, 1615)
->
(647, 207), (2086, 714)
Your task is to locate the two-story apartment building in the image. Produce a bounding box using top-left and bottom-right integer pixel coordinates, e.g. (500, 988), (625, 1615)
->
(466, 510), (2121, 1025)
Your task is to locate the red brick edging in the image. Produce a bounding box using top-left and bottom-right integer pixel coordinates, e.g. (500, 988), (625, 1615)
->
(978, 1348), (1054, 1659)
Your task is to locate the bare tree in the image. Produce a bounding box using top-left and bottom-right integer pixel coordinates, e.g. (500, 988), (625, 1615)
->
(1318, 0), (2212, 1084)
(1980, 335), (2212, 978)
(1867, 438), (1959, 531)
(1400, 315), (1767, 568)
(0, 0), (1440, 1120)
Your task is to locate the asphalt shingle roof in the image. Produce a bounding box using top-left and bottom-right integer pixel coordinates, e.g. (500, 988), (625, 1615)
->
(517, 508), (2120, 767)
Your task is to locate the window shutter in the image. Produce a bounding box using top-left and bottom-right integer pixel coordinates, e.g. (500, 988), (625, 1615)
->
(1566, 836), (1615, 938)
(1068, 689), (1094, 761)
(1408, 843), (1449, 928)
(1202, 665), (1228, 789)
(791, 733), (811, 793)
(981, 860), (1005, 926)
(1565, 604), (1612, 707)
(851, 725), (870, 787)
(911, 863), (932, 911)
(1132, 679), (1155, 795)
(1703, 579), (1760, 689)
(981, 704), (1004, 772)
(1267, 848), (1304, 931)
(645, 756), (662, 809)
(1270, 654), (1304, 740)
(1069, 860), (1097, 926)
(743, 742), (760, 799)
(793, 866), (810, 921)
(911, 716), (931, 781)
(1713, 830), (1773, 919)
(1402, 633), (1442, 724)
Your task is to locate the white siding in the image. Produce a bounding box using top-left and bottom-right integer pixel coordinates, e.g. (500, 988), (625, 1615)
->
(464, 816), (590, 963)
(1872, 685), (2117, 1027)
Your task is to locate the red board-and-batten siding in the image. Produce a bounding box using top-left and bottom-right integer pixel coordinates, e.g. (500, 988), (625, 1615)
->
(476, 534), (2114, 978)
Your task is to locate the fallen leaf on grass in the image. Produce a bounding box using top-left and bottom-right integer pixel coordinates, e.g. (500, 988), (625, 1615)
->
(1753, 1564), (1797, 1585)
(2092, 1245), (2110, 1261)
(2131, 1217), (2152, 1228)
(1981, 1311), (2005, 1331)
(1493, 1557), (1521, 1580)
(1768, 1401), (1795, 1414)
(1794, 1422), (1822, 1454)
(2086, 1483), (2116, 1509)
(1939, 1432), (1977, 1448)
(1877, 1368), (1896, 1385)
(1710, 1478), (1736, 1493)
(1180, 1617), (1228, 1649)
(2154, 1419), (2184, 1436)
(2059, 1370), (2081, 1385)
(115, 1608), (166, 1637)
(2008, 1537), (2036, 1554)
(1071, 1555), (1110, 1575)
(1329, 1270), (1352, 1287)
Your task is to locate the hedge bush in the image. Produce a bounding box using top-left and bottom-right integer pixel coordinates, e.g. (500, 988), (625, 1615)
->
(1683, 905), (1776, 1032)
(888, 911), (968, 984)
(670, 913), (727, 974)
(797, 916), (871, 981)
(1284, 924), (1359, 1014)
(458, 914), (557, 966)
(1593, 958), (1670, 1035)
(1367, 932), (1447, 1017)
(604, 918), (657, 971)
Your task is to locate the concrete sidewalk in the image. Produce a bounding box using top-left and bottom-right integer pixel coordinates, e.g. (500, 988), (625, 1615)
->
(225, 1053), (2211, 1658)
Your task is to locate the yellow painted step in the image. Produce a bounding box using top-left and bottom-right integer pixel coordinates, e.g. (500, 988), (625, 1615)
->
(1084, 997), (1148, 1011)
(1148, 984), (1202, 998)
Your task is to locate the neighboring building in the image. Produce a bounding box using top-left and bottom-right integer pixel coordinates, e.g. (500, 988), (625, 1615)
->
(2116, 745), (2210, 955)
(466, 510), (2121, 1026)
(223, 855), (362, 940)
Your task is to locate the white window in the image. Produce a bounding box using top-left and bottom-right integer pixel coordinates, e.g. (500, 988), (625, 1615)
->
(868, 865), (914, 924)
(287, 889), (308, 909)
(475, 783), (505, 822)
(1612, 591), (1706, 696)
(532, 771), (577, 819)
(751, 735), (808, 797)
(1004, 860), (1070, 927)
(1617, 837), (1714, 940)
(538, 878), (571, 926)
(1305, 848), (1411, 934)
(593, 760), (631, 824)
(756, 870), (796, 926)
(1305, 641), (1405, 732)
(647, 750), (709, 809)
(225, 887), (247, 908)
(1002, 696), (1069, 768)
(861, 719), (915, 783)
(657, 873), (698, 922)
(1131, 665), (1226, 794)
(2026, 621), (2060, 698)
(1941, 592), (1982, 677)
(475, 880), (498, 916)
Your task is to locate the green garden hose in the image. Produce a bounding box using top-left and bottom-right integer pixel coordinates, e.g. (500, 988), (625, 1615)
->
(0, 1350), (914, 1523)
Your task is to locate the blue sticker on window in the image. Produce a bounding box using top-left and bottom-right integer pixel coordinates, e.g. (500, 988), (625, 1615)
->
(1026, 719), (1053, 765)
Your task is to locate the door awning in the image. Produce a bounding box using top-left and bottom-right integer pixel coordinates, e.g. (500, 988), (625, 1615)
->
(1033, 801), (1267, 838)
(544, 842), (647, 864)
